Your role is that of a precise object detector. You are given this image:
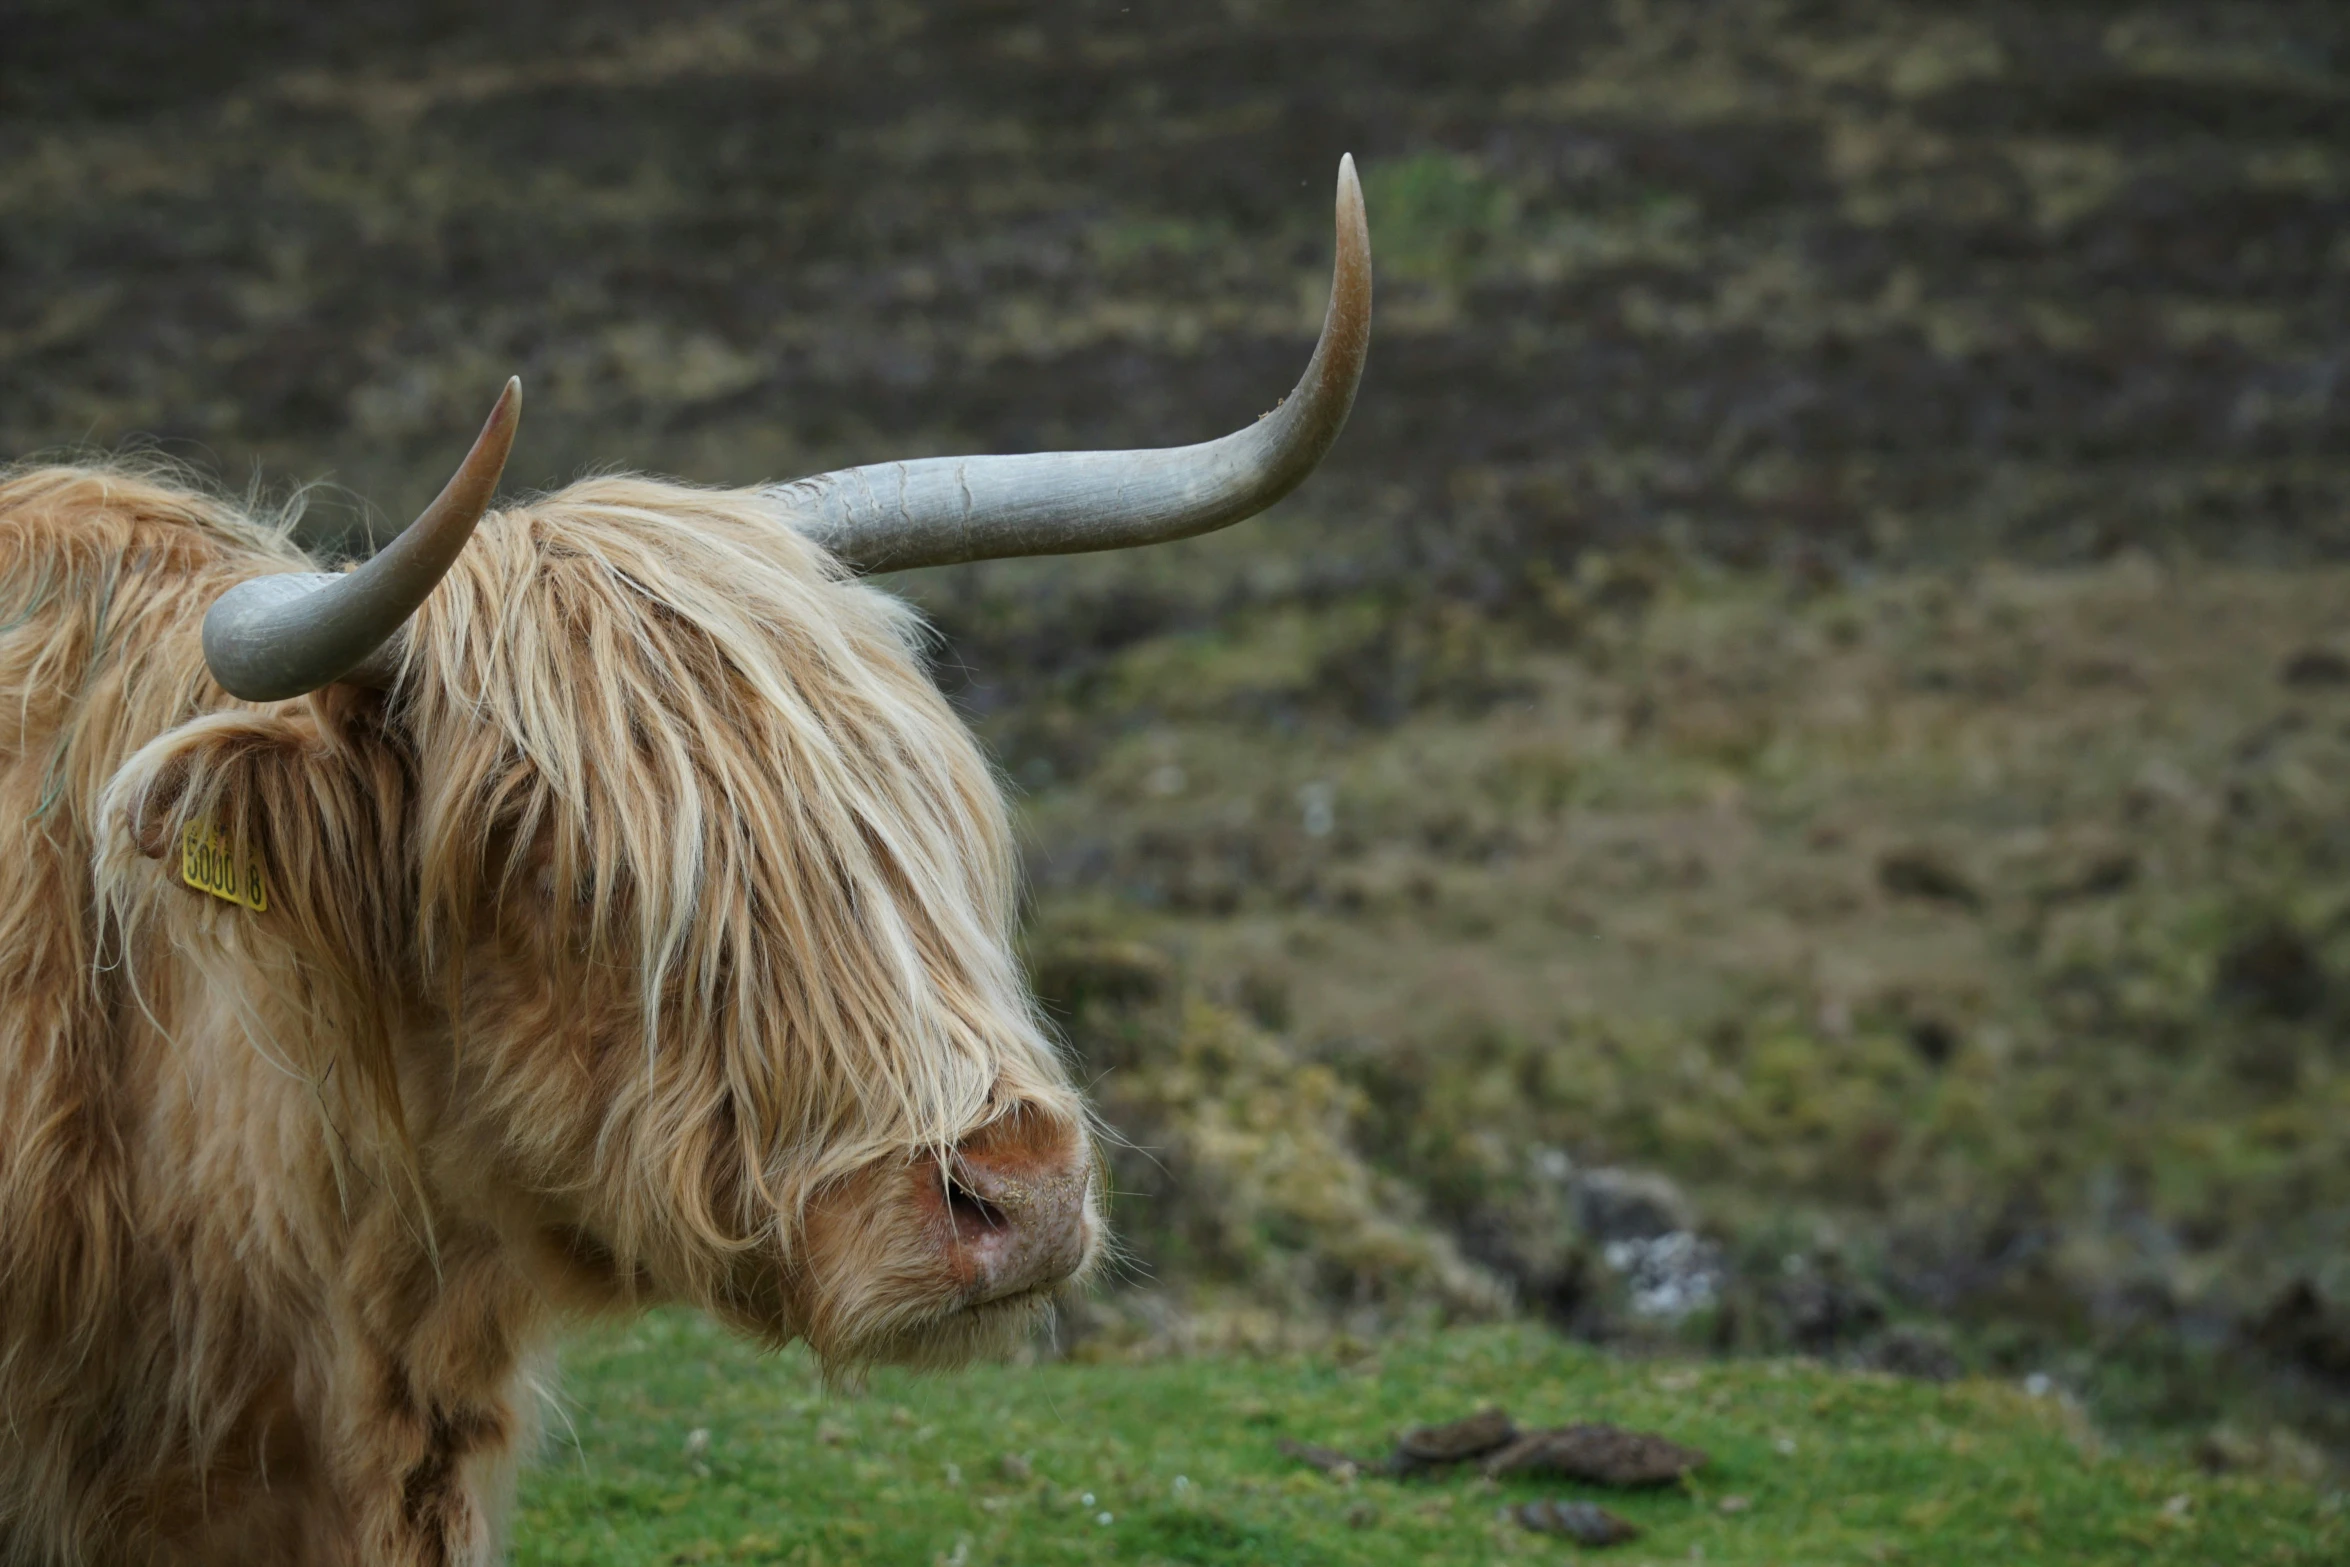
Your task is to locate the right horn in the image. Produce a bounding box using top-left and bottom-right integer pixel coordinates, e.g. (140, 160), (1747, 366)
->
(771, 155), (1373, 574)
(201, 378), (521, 701)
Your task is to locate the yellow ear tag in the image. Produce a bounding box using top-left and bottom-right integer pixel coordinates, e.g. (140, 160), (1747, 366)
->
(180, 819), (268, 913)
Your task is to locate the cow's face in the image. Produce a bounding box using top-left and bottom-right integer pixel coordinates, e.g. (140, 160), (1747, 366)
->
(112, 479), (1100, 1368)
(407, 482), (1103, 1366)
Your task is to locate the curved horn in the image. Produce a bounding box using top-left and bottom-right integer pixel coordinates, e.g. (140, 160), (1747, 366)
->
(772, 155), (1372, 574)
(202, 378), (522, 701)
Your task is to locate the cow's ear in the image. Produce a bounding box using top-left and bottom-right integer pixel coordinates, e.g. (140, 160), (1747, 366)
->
(111, 695), (409, 944)
(120, 709), (321, 867)
(107, 697), (418, 1142)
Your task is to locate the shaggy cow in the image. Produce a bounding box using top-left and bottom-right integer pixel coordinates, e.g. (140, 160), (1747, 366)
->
(0, 162), (1370, 1565)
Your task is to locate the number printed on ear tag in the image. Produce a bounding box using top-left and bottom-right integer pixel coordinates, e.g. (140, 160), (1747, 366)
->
(180, 819), (268, 913)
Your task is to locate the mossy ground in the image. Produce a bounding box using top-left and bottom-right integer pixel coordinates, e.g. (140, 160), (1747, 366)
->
(513, 1313), (2340, 1566)
(1008, 555), (2350, 1455)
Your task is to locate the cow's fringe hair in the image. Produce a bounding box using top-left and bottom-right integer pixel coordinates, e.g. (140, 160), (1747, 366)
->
(393, 476), (1058, 1283)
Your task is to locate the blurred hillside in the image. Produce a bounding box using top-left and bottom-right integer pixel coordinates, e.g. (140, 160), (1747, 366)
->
(5, 0), (2348, 1464)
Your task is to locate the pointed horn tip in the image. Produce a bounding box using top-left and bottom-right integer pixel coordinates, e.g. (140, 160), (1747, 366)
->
(1334, 156), (1369, 264)
(455, 376), (523, 486)
(487, 375), (523, 434)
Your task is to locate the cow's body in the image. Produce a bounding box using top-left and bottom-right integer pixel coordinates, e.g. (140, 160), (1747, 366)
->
(0, 466), (1091, 1566)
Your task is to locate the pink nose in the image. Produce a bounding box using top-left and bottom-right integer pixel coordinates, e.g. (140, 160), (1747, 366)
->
(941, 1111), (1093, 1304)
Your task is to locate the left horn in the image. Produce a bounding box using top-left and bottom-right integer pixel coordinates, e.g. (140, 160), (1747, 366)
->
(202, 378), (521, 701)
(771, 154), (1373, 573)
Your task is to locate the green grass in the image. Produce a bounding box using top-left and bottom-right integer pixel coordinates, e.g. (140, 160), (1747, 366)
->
(514, 1314), (2341, 1565)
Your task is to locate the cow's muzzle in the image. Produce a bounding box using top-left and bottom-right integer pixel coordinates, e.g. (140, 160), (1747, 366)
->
(937, 1108), (1096, 1305)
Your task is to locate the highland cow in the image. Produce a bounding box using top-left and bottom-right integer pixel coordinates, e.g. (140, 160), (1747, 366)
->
(0, 162), (1370, 1565)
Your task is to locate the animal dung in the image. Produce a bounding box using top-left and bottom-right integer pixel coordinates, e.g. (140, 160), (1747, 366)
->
(1278, 1407), (1705, 1493)
(1512, 1498), (1642, 1546)
(1392, 1406), (1519, 1471)
(1482, 1423), (1709, 1487)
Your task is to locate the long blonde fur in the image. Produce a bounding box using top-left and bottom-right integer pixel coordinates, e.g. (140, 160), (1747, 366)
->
(0, 464), (1092, 1566)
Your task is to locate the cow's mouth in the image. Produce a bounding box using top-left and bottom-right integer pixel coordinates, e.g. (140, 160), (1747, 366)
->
(817, 1275), (1058, 1375)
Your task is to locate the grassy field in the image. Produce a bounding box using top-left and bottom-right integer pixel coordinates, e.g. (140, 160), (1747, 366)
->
(513, 1313), (2342, 1565)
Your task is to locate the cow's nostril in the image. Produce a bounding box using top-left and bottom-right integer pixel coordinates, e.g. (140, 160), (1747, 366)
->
(946, 1173), (1008, 1233)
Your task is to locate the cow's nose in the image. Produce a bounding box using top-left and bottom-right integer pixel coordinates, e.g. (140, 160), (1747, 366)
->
(942, 1110), (1094, 1304)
